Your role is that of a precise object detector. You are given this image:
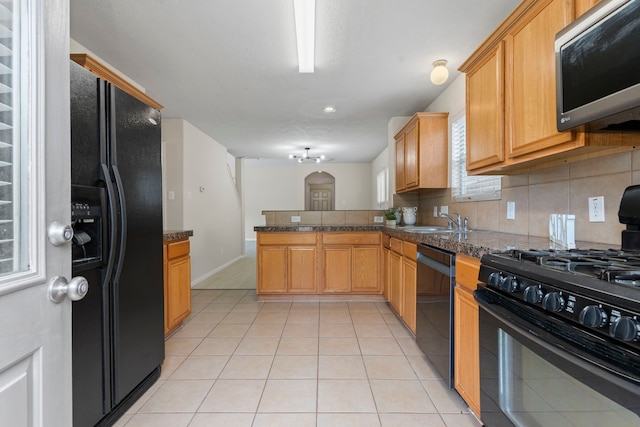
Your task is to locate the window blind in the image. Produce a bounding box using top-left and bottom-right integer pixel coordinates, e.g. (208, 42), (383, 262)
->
(0, 1), (17, 274)
(451, 115), (501, 202)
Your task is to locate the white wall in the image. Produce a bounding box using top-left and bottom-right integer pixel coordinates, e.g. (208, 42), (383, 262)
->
(162, 119), (184, 229)
(163, 119), (243, 284)
(244, 160), (373, 238)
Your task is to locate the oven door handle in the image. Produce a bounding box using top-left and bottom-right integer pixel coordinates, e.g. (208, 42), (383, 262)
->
(476, 291), (640, 392)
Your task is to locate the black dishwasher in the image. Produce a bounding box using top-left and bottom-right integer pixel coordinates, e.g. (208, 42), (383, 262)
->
(415, 244), (455, 387)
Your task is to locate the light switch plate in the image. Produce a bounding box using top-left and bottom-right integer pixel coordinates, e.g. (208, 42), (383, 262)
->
(374, 216), (384, 223)
(433, 206), (438, 217)
(291, 216), (301, 223)
(507, 201), (516, 220)
(589, 196), (605, 222)
(440, 205), (448, 215)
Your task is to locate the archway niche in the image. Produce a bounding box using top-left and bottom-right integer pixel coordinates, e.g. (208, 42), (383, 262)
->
(305, 171), (335, 211)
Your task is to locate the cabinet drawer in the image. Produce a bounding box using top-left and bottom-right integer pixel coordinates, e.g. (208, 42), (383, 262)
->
(456, 254), (481, 293)
(259, 232), (317, 245)
(402, 241), (417, 261)
(322, 232), (380, 245)
(390, 237), (403, 254)
(167, 239), (190, 260)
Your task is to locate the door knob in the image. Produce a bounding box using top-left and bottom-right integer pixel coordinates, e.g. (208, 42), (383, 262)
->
(48, 276), (89, 303)
(48, 221), (74, 246)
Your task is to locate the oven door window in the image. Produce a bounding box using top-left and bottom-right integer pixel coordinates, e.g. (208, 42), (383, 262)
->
(498, 329), (639, 426)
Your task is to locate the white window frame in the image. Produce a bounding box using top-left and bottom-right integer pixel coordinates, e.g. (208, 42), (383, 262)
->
(376, 167), (389, 209)
(450, 112), (501, 202)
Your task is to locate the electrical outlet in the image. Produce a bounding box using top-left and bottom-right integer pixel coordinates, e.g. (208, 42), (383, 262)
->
(291, 216), (301, 223)
(433, 206), (438, 217)
(589, 196), (605, 222)
(507, 201), (516, 220)
(374, 216), (384, 223)
(440, 205), (448, 215)
(168, 191), (175, 200)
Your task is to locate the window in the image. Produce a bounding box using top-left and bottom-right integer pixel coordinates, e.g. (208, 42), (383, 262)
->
(376, 167), (389, 208)
(451, 114), (501, 202)
(0, 0), (28, 276)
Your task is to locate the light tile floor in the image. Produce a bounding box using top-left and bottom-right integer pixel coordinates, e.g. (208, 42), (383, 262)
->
(114, 289), (482, 427)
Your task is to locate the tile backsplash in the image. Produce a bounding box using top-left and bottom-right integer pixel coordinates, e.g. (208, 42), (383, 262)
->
(263, 210), (385, 226)
(393, 150), (640, 245)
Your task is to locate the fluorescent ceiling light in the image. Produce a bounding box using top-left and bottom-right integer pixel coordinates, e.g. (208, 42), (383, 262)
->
(294, 0), (315, 73)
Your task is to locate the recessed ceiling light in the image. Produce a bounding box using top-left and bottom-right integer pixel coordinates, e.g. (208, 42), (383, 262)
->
(323, 106), (336, 113)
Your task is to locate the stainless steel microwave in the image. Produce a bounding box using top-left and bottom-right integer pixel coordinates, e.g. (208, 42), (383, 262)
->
(555, 0), (640, 132)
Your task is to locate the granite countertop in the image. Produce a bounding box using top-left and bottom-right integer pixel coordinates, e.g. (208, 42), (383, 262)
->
(163, 229), (194, 242)
(254, 225), (613, 258)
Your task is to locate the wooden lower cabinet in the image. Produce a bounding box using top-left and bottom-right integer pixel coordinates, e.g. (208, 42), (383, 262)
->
(256, 231), (381, 295)
(320, 232), (381, 294)
(402, 256), (417, 333)
(389, 247), (403, 314)
(382, 245), (391, 300)
(322, 246), (351, 293)
(257, 232), (318, 294)
(386, 237), (417, 333)
(164, 239), (192, 335)
(454, 254), (481, 417)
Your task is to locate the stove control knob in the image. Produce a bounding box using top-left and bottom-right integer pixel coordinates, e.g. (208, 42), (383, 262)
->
(500, 276), (519, 293)
(523, 286), (543, 304)
(609, 317), (640, 342)
(487, 272), (502, 287)
(542, 292), (565, 312)
(579, 305), (608, 328)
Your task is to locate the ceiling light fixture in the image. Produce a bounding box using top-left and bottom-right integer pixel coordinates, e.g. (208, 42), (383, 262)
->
(294, 0), (315, 73)
(430, 59), (449, 85)
(323, 106), (336, 113)
(289, 147), (325, 163)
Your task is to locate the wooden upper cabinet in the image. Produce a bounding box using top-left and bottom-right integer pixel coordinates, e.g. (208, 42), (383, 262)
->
(460, 0), (638, 175)
(395, 112), (448, 192)
(395, 136), (406, 191)
(466, 42), (505, 171)
(505, 0), (574, 159)
(403, 121), (419, 188)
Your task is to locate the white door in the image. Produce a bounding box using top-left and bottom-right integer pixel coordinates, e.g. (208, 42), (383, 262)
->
(0, 0), (73, 425)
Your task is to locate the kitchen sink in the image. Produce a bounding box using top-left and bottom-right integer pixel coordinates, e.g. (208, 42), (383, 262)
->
(397, 226), (490, 234)
(397, 226), (457, 233)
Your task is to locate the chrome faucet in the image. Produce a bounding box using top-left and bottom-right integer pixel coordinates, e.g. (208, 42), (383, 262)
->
(439, 212), (461, 230)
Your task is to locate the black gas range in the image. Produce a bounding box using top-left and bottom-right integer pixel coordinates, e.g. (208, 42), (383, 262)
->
(478, 248), (640, 351)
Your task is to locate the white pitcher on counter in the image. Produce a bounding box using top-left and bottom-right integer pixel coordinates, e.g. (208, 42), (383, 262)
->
(402, 207), (417, 225)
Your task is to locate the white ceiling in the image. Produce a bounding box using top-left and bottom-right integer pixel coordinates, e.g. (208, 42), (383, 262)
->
(69, 0), (520, 163)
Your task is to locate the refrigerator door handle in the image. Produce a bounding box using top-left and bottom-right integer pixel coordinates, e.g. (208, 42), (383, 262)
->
(101, 163), (117, 284)
(112, 164), (128, 285)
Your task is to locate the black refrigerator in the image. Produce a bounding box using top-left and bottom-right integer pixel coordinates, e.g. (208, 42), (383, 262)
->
(70, 60), (164, 427)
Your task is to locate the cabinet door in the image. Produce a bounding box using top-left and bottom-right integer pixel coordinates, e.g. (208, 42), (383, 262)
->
(402, 257), (417, 333)
(383, 247), (390, 300)
(289, 246), (317, 293)
(166, 255), (192, 332)
(454, 286), (480, 417)
(466, 42), (505, 171)
(395, 136), (405, 192)
(506, 0), (575, 159)
(322, 246), (351, 293)
(404, 121), (419, 188)
(389, 251), (403, 314)
(352, 246), (381, 293)
(258, 246), (288, 293)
